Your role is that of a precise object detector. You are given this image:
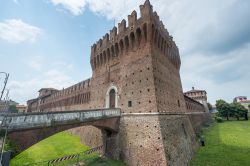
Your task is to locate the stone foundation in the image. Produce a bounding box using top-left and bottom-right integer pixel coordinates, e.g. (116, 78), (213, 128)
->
(67, 126), (103, 148)
(188, 113), (212, 133)
(63, 113), (211, 166)
(118, 114), (199, 166)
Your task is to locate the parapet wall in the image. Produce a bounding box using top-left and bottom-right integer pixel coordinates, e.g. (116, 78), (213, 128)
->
(90, 0), (180, 73)
(184, 95), (205, 113)
(28, 78), (92, 112)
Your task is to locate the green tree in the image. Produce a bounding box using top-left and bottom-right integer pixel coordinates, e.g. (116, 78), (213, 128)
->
(231, 102), (247, 120)
(9, 105), (18, 113)
(216, 100), (232, 120)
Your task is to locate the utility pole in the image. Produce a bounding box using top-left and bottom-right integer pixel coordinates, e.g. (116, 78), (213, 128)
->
(3, 90), (9, 112)
(0, 90), (9, 165)
(0, 126), (7, 166)
(0, 72), (9, 101)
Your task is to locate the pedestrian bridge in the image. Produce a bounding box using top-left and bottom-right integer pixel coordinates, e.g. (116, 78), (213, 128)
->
(0, 108), (121, 131)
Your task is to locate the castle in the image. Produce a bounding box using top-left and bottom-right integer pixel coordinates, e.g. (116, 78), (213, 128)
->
(184, 87), (209, 111)
(26, 1), (211, 165)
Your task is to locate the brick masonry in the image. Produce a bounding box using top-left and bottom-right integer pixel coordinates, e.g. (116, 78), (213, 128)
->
(22, 0), (211, 165)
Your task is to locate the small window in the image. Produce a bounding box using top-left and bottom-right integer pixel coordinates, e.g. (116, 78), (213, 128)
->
(128, 101), (132, 107)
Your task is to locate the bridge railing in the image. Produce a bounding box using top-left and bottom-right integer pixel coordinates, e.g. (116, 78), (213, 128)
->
(0, 108), (120, 130)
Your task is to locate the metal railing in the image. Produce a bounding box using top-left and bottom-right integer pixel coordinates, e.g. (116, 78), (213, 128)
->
(23, 145), (103, 166)
(0, 108), (121, 131)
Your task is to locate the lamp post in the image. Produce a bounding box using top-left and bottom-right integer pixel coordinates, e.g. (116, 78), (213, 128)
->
(0, 72), (9, 101)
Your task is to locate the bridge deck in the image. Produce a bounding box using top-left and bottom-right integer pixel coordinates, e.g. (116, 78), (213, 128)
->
(0, 108), (121, 131)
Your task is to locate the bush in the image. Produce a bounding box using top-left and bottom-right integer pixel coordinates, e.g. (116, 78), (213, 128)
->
(215, 116), (223, 123)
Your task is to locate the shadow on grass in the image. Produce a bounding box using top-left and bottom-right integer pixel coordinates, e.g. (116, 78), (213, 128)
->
(190, 121), (250, 166)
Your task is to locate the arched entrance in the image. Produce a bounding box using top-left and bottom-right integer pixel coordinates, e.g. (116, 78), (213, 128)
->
(105, 85), (118, 108)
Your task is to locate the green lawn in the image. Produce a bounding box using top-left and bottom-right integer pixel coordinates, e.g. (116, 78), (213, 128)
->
(10, 132), (126, 166)
(190, 120), (250, 166)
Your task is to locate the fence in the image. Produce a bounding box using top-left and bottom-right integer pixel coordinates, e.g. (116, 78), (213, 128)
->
(23, 145), (103, 166)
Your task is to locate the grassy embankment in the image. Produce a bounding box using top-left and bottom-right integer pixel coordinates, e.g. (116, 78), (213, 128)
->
(10, 132), (126, 166)
(190, 120), (250, 166)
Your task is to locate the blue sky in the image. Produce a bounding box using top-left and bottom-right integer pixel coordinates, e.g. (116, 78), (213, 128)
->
(0, 0), (250, 105)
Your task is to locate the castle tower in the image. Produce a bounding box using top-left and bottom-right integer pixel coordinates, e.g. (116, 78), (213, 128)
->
(26, 1), (204, 165)
(89, 1), (197, 165)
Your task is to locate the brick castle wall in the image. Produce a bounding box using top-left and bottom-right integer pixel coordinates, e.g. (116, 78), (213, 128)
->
(25, 1), (210, 165)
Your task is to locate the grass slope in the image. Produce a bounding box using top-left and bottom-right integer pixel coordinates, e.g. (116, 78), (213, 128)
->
(190, 120), (250, 166)
(10, 132), (126, 166)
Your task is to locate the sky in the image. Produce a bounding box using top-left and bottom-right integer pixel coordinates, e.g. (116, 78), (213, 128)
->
(0, 0), (249, 105)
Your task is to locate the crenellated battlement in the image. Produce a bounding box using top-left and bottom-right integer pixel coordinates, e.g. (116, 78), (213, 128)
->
(25, 2), (211, 165)
(41, 78), (91, 104)
(90, 0), (181, 71)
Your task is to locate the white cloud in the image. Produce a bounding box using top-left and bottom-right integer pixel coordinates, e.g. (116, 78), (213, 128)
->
(50, 0), (87, 15)
(48, 0), (250, 104)
(0, 19), (42, 43)
(8, 68), (76, 104)
(27, 56), (44, 71)
(181, 43), (250, 104)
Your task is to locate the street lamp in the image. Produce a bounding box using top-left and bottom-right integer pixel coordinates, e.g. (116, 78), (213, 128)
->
(0, 72), (9, 101)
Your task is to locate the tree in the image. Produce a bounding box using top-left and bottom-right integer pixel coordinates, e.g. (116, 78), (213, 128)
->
(9, 105), (18, 113)
(216, 100), (231, 120)
(231, 102), (247, 120)
(216, 99), (248, 121)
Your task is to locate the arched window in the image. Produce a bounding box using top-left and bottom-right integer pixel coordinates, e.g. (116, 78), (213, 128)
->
(136, 28), (142, 46)
(109, 89), (116, 108)
(105, 85), (118, 108)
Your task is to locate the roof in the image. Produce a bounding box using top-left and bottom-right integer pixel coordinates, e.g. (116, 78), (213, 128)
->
(184, 89), (206, 94)
(27, 98), (38, 104)
(184, 87), (207, 94)
(234, 96), (247, 99)
(38, 88), (59, 92)
(240, 100), (250, 103)
(16, 105), (27, 108)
